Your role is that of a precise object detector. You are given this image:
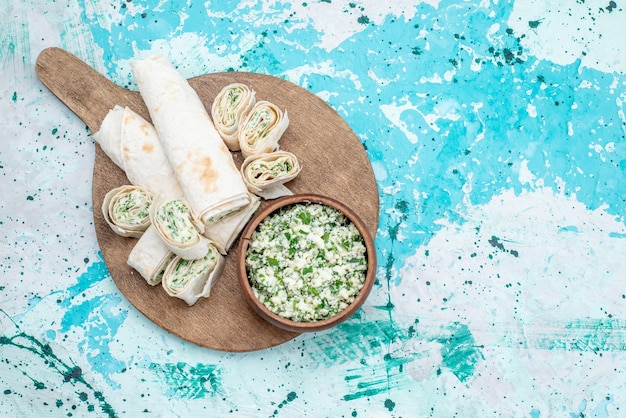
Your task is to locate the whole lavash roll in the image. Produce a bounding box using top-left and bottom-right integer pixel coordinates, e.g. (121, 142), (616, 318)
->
(93, 105), (184, 200)
(130, 55), (250, 225)
(92, 105), (125, 170)
(203, 192), (260, 254)
(127, 225), (176, 286)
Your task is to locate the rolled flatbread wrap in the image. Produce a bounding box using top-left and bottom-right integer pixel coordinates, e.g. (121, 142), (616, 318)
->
(102, 185), (152, 238)
(130, 55), (250, 225)
(92, 106), (125, 170)
(127, 225), (177, 285)
(151, 198), (211, 260)
(162, 245), (225, 306)
(239, 100), (289, 158)
(92, 105), (184, 200)
(211, 83), (256, 151)
(203, 193), (261, 254)
(241, 151), (301, 199)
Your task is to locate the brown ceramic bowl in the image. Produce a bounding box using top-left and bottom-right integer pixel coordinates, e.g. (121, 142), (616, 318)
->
(237, 194), (376, 333)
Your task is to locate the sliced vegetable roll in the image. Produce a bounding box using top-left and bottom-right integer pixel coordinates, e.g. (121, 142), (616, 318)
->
(127, 225), (176, 286)
(151, 198), (211, 260)
(102, 185), (152, 238)
(203, 192), (260, 254)
(161, 244), (225, 306)
(238, 100), (289, 158)
(211, 83), (256, 151)
(240, 151), (302, 199)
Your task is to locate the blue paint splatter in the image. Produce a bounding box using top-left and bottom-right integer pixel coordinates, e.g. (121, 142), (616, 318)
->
(57, 256), (128, 389)
(60, 256), (110, 307)
(149, 362), (221, 400)
(0, 311), (117, 417)
(30, 0), (626, 415)
(433, 322), (484, 383)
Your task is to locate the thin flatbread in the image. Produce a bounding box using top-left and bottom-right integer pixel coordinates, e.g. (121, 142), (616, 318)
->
(130, 55), (250, 225)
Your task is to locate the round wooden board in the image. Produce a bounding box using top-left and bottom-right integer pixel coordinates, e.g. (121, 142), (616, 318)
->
(36, 48), (379, 352)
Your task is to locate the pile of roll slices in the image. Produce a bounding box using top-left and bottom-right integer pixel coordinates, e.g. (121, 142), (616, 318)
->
(94, 55), (302, 306)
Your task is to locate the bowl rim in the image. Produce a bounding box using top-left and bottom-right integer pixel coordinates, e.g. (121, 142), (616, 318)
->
(237, 193), (377, 333)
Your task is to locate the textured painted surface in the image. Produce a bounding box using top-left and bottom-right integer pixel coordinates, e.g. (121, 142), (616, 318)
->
(1, 0), (625, 416)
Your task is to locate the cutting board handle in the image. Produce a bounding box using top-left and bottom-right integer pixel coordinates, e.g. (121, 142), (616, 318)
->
(35, 47), (146, 132)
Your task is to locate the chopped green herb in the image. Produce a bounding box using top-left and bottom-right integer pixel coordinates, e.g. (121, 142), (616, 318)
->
(246, 203), (367, 322)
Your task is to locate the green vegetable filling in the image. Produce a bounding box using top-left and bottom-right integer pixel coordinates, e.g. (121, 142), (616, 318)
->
(113, 189), (151, 225)
(243, 107), (276, 145)
(156, 199), (197, 243)
(168, 247), (216, 291)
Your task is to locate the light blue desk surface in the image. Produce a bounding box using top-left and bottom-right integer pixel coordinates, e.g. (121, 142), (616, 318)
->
(2, 0), (625, 416)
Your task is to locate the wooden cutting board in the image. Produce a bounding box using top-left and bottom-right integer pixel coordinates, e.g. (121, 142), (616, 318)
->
(35, 47), (379, 352)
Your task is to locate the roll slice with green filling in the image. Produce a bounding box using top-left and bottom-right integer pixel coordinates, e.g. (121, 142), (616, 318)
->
(102, 185), (152, 238)
(162, 244), (225, 306)
(211, 83), (256, 151)
(238, 100), (289, 158)
(151, 198), (211, 260)
(241, 151), (302, 199)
